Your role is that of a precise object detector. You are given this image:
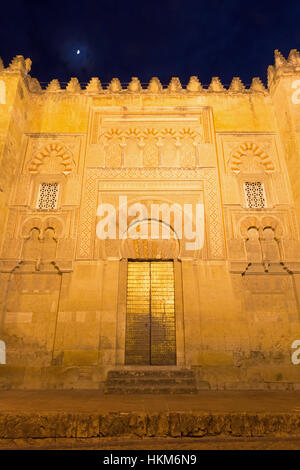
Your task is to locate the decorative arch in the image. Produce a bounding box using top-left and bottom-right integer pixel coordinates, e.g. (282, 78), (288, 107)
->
(28, 143), (75, 175)
(240, 216), (260, 238)
(261, 216), (284, 238)
(239, 215), (283, 238)
(120, 218), (181, 260)
(21, 216), (64, 239)
(43, 216), (64, 237)
(96, 195), (203, 260)
(21, 217), (43, 237)
(230, 142), (275, 174)
(118, 196), (188, 234)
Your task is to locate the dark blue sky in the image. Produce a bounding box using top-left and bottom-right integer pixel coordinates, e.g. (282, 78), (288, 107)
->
(0, 0), (299, 86)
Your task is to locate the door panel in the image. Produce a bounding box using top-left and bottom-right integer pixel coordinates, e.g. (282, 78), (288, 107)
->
(150, 261), (176, 365)
(125, 261), (176, 365)
(125, 262), (150, 365)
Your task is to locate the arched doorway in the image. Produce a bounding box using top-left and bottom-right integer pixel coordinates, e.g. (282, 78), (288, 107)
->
(122, 219), (179, 366)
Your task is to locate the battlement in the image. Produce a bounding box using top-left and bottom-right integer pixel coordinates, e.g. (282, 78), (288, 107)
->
(0, 49), (298, 96)
(1, 49), (300, 97)
(0, 54), (268, 95)
(268, 49), (300, 88)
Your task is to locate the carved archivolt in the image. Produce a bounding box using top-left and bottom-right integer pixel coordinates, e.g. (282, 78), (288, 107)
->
(240, 215), (283, 238)
(20, 217), (42, 236)
(120, 220), (181, 260)
(260, 216), (284, 237)
(230, 142), (275, 174)
(28, 142), (75, 175)
(21, 216), (64, 238)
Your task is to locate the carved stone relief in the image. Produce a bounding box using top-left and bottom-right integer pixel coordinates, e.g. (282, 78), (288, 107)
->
(87, 108), (211, 168)
(24, 135), (82, 175)
(77, 168), (225, 260)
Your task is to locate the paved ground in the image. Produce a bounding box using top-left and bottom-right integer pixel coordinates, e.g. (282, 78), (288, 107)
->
(0, 390), (300, 413)
(1, 436), (300, 450)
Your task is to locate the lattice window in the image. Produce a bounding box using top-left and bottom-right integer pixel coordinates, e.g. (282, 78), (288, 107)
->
(244, 182), (266, 209)
(37, 183), (59, 210)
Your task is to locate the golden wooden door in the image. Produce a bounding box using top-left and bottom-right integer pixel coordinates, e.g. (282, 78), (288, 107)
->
(125, 260), (176, 365)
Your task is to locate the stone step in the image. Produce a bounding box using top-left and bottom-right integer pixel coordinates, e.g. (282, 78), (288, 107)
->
(104, 368), (198, 394)
(107, 369), (194, 379)
(106, 377), (196, 386)
(105, 386), (198, 394)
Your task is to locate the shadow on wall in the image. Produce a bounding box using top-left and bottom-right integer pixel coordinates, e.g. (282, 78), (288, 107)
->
(0, 340), (6, 364)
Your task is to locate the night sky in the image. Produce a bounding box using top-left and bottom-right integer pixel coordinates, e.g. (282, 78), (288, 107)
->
(0, 0), (299, 87)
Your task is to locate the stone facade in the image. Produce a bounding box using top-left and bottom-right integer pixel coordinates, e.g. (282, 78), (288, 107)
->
(0, 51), (300, 390)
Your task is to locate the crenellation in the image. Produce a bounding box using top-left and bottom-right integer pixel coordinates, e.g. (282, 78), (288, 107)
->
(2, 52), (300, 96)
(274, 49), (286, 68)
(46, 79), (61, 92)
(0, 56), (272, 95)
(229, 77), (245, 93)
(250, 77), (266, 93)
(8, 55), (28, 74)
(208, 76), (226, 92)
(23, 74), (270, 95)
(108, 77), (122, 92)
(147, 76), (163, 93)
(66, 77), (81, 93)
(167, 77), (183, 93)
(127, 76), (142, 92)
(186, 75), (202, 92)
(268, 48), (300, 89)
(288, 48), (300, 66)
(85, 77), (102, 93)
